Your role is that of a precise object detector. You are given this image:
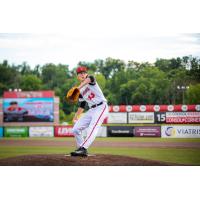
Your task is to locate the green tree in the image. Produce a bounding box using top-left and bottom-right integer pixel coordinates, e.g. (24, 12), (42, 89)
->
(186, 84), (200, 104)
(0, 60), (20, 95)
(98, 57), (126, 79)
(95, 73), (106, 90)
(20, 74), (42, 91)
(41, 63), (70, 89)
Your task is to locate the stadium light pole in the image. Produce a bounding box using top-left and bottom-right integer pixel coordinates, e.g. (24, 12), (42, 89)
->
(177, 85), (189, 104)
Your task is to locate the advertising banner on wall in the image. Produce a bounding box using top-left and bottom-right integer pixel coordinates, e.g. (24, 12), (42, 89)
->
(134, 126), (161, 137)
(4, 127), (29, 137)
(109, 105), (199, 112)
(29, 127), (54, 137)
(107, 126), (134, 137)
(161, 125), (200, 138)
(96, 126), (107, 137)
(0, 127), (3, 137)
(54, 125), (74, 137)
(166, 112), (200, 124)
(54, 126), (107, 137)
(3, 98), (54, 122)
(107, 113), (127, 124)
(3, 91), (54, 98)
(128, 112), (154, 123)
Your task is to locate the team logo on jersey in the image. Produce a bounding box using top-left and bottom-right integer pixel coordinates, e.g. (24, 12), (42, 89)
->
(82, 87), (90, 96)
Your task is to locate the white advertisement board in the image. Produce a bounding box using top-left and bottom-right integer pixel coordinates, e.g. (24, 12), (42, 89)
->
(107, 113), (127, 124)
(128, 112), (154, 123)
(96, 126), (107, 137)
(166, 112), (200, 123)
(161, 125), (200, 138)
(29, 126), (54, 137)
(81, 126), (107, 138)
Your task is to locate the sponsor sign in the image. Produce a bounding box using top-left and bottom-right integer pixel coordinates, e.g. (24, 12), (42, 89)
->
(0, 127), (3, 137)
(166, 112), (200, 124)
(3, 98), (54, 122)
(128, 112), (154, 123)
(107, 113), (127, 124)
(134, 126), (161, 137)
(96, 126), (107, 137)
(109, 105), (198, 112)
(3, 91), (54, 98)
(107, 126), (134, 137)
(79, 126), (107, 138)
(4, 127), (29, 137)
(29, 127), (54, 137)
(54, 126), (74, 137)
(161, 125), (200, 138)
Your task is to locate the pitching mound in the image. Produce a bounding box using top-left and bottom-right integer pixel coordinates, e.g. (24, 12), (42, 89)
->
(0, 154), (180, 166)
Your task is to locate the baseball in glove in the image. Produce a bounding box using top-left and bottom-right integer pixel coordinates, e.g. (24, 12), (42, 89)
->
(66, 87), (80, 103)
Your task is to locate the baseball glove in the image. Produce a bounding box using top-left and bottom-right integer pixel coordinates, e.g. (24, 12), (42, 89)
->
(66, 87), (80, 103)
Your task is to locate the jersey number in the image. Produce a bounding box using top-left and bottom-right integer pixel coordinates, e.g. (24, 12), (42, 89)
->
(88, 92), (95, 100)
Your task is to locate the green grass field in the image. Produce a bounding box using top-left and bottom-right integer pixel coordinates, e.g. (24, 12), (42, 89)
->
(0, 137), (200, 165)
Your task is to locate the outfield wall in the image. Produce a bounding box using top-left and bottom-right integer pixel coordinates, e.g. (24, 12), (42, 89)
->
(1, 125), (200, 138)
(1, 103), (200, 138)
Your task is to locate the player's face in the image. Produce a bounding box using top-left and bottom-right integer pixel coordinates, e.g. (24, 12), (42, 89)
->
(77, 71), (87, 82)
(11, 104), (18, 109)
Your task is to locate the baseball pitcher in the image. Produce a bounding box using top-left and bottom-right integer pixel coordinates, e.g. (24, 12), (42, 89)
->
(66, 66), (108, 156)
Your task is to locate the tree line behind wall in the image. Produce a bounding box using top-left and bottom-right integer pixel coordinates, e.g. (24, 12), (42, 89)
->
(0, 56), (200, 121)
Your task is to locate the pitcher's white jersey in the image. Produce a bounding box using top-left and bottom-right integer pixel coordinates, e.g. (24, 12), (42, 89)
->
(79, 75), (107, 108)
(72, 74), (108, 150)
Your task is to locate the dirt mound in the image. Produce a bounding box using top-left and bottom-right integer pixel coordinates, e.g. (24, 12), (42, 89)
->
(0, 154), (180, 166)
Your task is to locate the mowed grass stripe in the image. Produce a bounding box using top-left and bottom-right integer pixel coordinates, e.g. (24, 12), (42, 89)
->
(0, 146), (73, 159)
(1, 137), (200, 142)
(0, 146), (200, 165)
(90, 147), (200, 165)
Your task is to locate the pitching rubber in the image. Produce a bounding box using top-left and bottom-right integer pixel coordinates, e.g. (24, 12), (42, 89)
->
(64, 154), (96, 157)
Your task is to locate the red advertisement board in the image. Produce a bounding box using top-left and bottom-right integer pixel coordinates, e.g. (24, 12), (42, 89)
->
(4, 91), (54, 98)
(54, 126), (74, 137)
(134, 126), (161, 137)
(109, 105), (199, 112)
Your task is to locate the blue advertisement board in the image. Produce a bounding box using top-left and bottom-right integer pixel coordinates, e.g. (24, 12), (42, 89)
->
(3, 98), (54, 122)
(0, 127), (3, 137)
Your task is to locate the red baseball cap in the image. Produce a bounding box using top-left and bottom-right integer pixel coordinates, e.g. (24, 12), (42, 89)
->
(76, 66), (88, 74)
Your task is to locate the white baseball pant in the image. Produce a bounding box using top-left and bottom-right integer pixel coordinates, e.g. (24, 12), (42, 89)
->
(72, 103), (108, 149)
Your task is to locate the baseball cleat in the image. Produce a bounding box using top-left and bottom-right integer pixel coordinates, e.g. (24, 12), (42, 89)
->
(70, 147), (88, 157)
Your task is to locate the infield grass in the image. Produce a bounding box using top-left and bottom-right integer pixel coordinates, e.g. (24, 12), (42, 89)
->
(0, 137), (200, 165)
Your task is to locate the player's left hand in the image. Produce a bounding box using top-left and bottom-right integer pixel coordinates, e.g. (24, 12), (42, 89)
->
(66, 87), (80, 103)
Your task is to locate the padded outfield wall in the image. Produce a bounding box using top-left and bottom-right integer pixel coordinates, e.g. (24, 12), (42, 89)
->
(1, 100), (200, 138)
